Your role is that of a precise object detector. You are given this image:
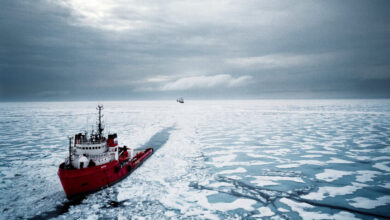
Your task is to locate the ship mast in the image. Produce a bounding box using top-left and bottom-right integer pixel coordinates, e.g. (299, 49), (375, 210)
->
(97, 105), (104, 138)
(68, 136), (73, 165)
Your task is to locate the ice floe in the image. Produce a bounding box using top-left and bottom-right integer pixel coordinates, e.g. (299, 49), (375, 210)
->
(306, 150), (337, 155)
(348, 196), (390, 209)
(251, 175), (304, 186)
(373, 161), (390, 172)
(195, 192), (256, 212)
(327, 157), (354, 164)
(380, 182), (390, 189)
(276, 163), (301, 168)
(372, 156), (390, 161)
(277, 207), (289, 212)
(218, 167), (247, 175)
(206, 198), (257, 211)
(277, 159), (327, 168)
(301, 155), (322, 158)
(280, 198), (358, 220)
(209, 161), (270, 168)
(252, 206), (275, 218)
(315, 169), (353, 182)
(301, 182), (367, 200)
(355, 170), (381, 183)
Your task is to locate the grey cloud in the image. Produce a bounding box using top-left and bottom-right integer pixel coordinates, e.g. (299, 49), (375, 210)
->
(1, 0), (389, 101)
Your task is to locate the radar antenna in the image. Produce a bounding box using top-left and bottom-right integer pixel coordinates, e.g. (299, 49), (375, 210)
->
(97, 105), (104, 138)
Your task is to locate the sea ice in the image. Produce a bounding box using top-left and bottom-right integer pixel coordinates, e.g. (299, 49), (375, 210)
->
(301, 183), (367, 200)
(252, 206), (275, 217)
(327, 157), (354, 164)
(209, 161), (269, 168)
(218, 167), (247, 175)
(380, 183), (390, 189)
(373, 161), (390, 172)
(251, 175), (304, 187)
(280, 198), (358, 220)
(315, 169), (353, 182)
(373, 156), (390, 161)
(196, 191), (256, 212)
(276, 163), (301, 168)
(348, 196), (390, 209)
(306, 150), (337, 155)
(212, 154), (237, 162)
(355, 170), (381, 183)
(208, 182), (233, 188)
(277, 207), (289, 212)
(301, 155), (322, 158)
(1, 100), (390, 219)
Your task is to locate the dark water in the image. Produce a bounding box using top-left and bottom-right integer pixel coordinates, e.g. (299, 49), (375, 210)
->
(0, 100), (389, 219)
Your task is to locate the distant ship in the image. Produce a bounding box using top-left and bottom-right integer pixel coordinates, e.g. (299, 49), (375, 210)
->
(176, 97), (184, 103)
(58, 105), (153, 199)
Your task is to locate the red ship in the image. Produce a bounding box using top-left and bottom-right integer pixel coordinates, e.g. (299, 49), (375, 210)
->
(58, 105), (153, 199)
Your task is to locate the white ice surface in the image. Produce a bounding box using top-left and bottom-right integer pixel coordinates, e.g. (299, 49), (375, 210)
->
(381, 183), (390, 189)
(301, 155), (323, 158)
(301, 183), (367, 200)
(327, 157), (354, 164)
(251, 175), (304, 186)
(209, 160), (269, 168)
(280, 198), (358, 220)
(194, 192), (256, 212)
(355, 170), (381, 183)
(252, 206), (275, 218)
(218, 167), (247, 174)
(316, 169), (353, 182)
(373, 161), (390, 172)
(348, 196), (390, 209)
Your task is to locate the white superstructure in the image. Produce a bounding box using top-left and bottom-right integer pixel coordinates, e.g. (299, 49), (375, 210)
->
(67, 105), (123, 169)
(71, 133), (119, 169)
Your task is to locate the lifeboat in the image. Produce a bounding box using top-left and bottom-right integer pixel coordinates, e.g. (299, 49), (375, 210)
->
(58, 105), (154, 199)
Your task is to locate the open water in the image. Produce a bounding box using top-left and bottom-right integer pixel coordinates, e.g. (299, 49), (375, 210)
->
(0, 100), (389, 219)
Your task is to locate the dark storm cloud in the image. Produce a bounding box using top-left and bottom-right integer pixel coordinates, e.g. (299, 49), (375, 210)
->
(0, 0), (389, 101)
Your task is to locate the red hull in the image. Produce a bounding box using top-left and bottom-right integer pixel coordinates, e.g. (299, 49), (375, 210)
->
(58, 148), (153, 198)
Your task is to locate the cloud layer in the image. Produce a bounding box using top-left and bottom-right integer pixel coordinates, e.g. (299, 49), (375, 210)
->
(160, 74), (252, 91)
(1, 0), (390, 100)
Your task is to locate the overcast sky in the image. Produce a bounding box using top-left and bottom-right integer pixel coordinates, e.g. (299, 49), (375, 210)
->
(1, 0), (389, 101)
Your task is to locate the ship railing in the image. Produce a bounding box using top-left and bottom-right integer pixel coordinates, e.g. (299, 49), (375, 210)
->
(76, 140), (105, 145)
(81, 152), (116, 160)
